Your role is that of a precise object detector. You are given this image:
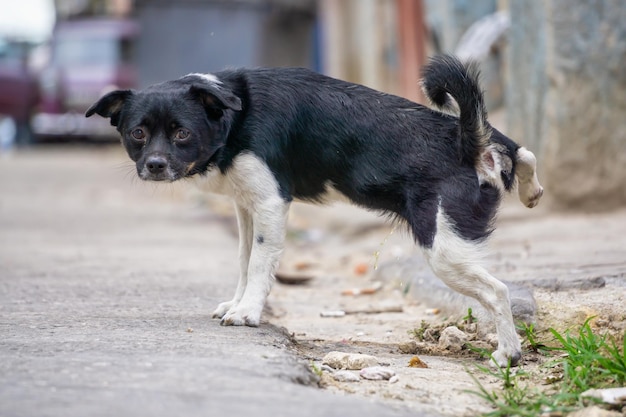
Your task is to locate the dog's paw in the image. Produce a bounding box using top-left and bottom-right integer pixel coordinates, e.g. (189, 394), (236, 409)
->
(212, 300), (238, 319)
(519, 181), (544, 208)
(515, 147), (544, 208)
(490, 348), (522, 368)
(219, 303), (262, 327)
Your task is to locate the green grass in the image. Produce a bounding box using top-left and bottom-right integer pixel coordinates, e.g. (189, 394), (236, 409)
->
(407, 319), (432, 341)
(463, 307), (478, 325)
(310, 361), (323, 378)
(468, 318), (625, 416)
(517, 322), (550, 354)
(550, 318), (626, 392)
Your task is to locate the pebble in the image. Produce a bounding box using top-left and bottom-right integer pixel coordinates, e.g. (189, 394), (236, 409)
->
(438, 326), (469, 352)
(359, 366), (396, 380)
(581, 387), (626, 405)
(322, 351), (379, 370)
(332, 370), (361, 382)
(320, 310), (346, 318)
(408, 355), (428, 368)
(398, 341), (419, 354)
(564, 405), (622, 417)
(320, 364), (335, 373)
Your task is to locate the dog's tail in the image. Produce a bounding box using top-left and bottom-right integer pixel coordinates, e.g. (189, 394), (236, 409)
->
(421, 55), (490, 166)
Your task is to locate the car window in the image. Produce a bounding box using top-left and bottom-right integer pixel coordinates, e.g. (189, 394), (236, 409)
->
(119, 38), (134, 65)
(55, 36), (119, 66)
(0, 39), (26, 69)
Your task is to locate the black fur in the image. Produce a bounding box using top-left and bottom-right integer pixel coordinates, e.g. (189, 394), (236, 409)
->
(86, 55), (522, 247)
(421, 55), (491, 166)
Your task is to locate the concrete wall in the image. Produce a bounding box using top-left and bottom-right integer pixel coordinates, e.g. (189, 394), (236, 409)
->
(425, 0), (496, 52)
(135, 1), (316, 87)
(424, 0), (502, 109)
(507, 0), (626, 211)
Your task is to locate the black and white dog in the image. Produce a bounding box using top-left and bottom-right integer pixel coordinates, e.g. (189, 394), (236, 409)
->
(87, 55), (543, 367)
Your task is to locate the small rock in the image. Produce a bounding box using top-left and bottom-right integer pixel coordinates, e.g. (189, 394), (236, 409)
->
(581, 387), (626, 405)
(531, 276), (606, 291)
(408, 355), (428, 368)
(320, 310), (346, 318)
(389, 375), (400, 384)
(464, 322), (478, 334)
(360, 366), (396, 380)
(398, 341), (419, 354)
(332, 370), (360, 382)
(565, 405), (622, 417)
(322, 351), (379, 370)
(320, 364), (335, 373)
(485, 333), (499, 348)
(438, 326), (469, 352)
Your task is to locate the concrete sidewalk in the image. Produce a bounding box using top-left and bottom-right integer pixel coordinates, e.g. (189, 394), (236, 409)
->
(2, 146), (625, 417)
(0, 147), (437, 417)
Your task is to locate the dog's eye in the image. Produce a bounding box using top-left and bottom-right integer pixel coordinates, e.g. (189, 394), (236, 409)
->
(131, 128), (146, 141)
(174, 128), (191, 142)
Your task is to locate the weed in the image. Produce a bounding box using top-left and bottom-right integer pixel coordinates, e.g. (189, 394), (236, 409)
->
(310, 361), (323, 377)
(517, 322), (549, 354)
(408, 320), (430, 341)
(598, 335), (626, 385)
(463, 307), (477, 325)
(549, 317), (625, 393)
(466, 359), (567, 417)
(465, 343), (492, 360)
(468, 319), (626, 416)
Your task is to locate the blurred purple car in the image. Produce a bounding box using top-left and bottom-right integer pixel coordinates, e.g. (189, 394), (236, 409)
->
(0, 40), (40, 145)
(33, 18), (139, 140)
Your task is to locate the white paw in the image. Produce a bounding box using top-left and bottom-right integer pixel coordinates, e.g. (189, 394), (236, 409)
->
(519, 181), (544, 208)
(490, 348), (522, 368)
(220, 302), (262, 327)
(516, 147), (543, 208)
(212, 300), (238, 319)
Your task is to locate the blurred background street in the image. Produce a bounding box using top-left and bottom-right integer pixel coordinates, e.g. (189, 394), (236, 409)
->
(1, 0), (625, 416)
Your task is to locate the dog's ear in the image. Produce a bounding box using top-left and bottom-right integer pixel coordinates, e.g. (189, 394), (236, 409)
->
(85, 90), (134, 127)
(189, 85), (242, 112)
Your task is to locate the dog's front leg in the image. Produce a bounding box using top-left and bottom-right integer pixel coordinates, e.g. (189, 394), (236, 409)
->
(220, 198), (289, 326)
(212, 204), (253, 319)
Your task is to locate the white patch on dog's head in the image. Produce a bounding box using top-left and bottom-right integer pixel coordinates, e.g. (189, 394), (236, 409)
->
(185, 72), (222, 85)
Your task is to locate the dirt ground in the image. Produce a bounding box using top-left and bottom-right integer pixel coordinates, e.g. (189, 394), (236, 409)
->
(249, 198), (626, 416)
(4, 145), (623, 416)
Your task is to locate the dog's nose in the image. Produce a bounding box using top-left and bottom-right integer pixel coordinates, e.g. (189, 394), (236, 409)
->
(146, 156), (168, 174)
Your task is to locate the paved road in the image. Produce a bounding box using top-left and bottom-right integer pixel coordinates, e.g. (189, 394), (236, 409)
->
(0, 147), (437, 417)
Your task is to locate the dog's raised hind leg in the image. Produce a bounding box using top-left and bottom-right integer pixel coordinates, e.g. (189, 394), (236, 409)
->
(516, 147), (543, 208)
(423, 209), (522, 367)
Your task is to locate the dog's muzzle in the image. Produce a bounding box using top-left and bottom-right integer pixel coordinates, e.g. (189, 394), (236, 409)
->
(138, 155), (177, 181)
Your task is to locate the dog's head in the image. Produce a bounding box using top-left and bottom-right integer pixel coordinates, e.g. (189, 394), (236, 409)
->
(86, 74), (242, 181)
